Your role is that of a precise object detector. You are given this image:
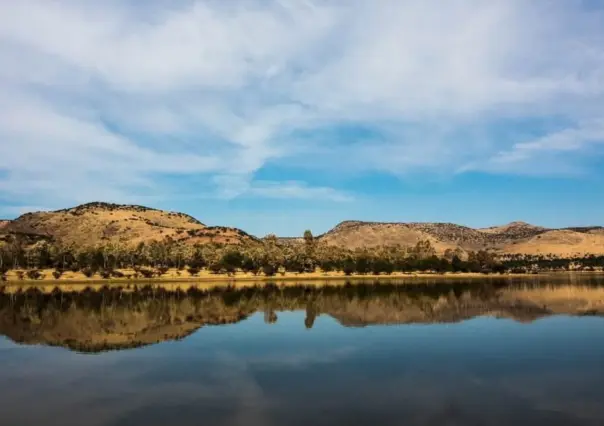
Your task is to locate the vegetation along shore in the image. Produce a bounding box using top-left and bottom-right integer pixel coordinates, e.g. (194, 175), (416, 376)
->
(1, 202), (603, 283)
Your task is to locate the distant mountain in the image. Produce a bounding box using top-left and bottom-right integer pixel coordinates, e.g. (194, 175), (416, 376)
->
(318, 220), (604, 256)
(1, 202), (603, 256)
(1, 202), (256, 248)
(478, 221), (547, 238)
(501, 229), (604, 256)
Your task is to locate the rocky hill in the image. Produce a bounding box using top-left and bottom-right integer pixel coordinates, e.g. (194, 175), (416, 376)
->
(0, 202), (256, 248)
(319, 220), (604, 256)
(503, 229), (604, 257)
(1, 202), (602, 257)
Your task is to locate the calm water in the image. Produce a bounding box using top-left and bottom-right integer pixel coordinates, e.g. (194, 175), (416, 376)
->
(1, 276), (604, 426)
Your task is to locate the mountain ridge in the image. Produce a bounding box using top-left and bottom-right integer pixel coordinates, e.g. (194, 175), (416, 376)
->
(1, 202), (603, 256)
(1, 202), (256, 248)
(317, 219), (604, 256)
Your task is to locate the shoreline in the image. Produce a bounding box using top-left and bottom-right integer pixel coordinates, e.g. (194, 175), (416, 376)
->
(1, 269), (601, 288)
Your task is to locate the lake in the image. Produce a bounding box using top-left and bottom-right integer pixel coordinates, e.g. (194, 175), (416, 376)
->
(1, 275), (604, 426)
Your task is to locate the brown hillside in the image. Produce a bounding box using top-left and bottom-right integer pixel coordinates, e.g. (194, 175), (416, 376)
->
(319, 222), (462, 253)
(502, 229), (604, 257)
(563, 226), (604, 233)
(319, 221), (504, 252)
(479, 221), (547, 239)
(2, 202), (255, 248)
(2, 202), (602, 256)
(320, 220), (604, 256)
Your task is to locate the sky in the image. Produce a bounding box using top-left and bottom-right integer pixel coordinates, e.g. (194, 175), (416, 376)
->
(1, 0), (604, 237)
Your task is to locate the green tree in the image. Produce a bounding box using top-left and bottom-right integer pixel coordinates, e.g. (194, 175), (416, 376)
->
(342, 258), (356, 276)
(221, 250), (243, 274)
(355, 255), (372, 275)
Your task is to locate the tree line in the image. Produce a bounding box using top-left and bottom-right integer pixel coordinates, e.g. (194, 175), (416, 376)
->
(0, 230), (602, 280)
(500, 253), (604, 272)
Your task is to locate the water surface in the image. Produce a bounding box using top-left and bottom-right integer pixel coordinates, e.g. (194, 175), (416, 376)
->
(1, 275), (604, 425)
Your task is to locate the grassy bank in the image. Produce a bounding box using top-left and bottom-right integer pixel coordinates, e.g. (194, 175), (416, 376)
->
(1, 267), (597, 287)
(1, 267), (498, 282)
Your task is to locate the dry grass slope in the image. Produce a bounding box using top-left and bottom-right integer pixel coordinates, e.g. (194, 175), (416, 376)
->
(502, 229), (604, 256)
(319, 222), (461, 253)
(2, 202), (602, 257)
(320, 220), (604, 256)
(2, 202), (255, 248)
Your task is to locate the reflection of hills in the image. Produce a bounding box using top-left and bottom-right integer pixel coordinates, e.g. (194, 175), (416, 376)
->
(306, 282), (604, 326)
(0, 289), (251, 352)
(326, 298), (549, 327)
(1, 281), (604, 352)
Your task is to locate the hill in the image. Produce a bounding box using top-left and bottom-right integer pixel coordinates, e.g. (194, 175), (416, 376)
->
(318, 220), (604, 256)
(319, 221), (466, 253)
(1, 202), (602, 258)
(1, 202), (255, 248)
(503, 229), (604, 257)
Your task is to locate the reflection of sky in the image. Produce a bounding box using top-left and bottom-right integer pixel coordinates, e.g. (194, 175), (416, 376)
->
(1, 313), (604, 426)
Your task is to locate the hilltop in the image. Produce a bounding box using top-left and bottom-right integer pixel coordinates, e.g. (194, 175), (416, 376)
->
(318, 220), (604, 256)
(1, 202), (603, 258)
(0, 202), (256, 248)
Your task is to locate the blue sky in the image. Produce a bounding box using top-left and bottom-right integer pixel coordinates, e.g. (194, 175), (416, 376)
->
(1, 0), (604, 236)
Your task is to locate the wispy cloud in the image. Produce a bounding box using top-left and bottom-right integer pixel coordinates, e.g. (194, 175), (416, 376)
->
(248, 181), (353, 202)
(463, 120), (604, 176)
(1, 0), (603, 213)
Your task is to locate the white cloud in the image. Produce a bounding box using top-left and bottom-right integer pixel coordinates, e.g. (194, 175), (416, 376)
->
(0, 0), (603, 213)
(463, 120), (604, 176)
(248, 181), (352, 202)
